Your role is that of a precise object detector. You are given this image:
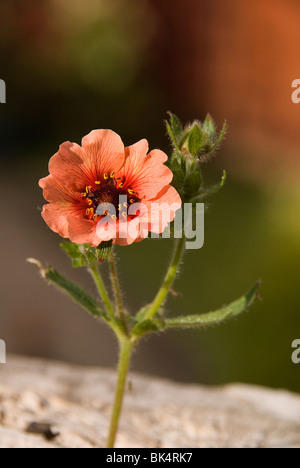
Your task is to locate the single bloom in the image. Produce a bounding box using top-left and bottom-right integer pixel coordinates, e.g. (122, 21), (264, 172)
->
(39, 129), (182, 246)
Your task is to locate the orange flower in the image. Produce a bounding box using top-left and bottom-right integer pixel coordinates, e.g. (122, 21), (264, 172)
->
(39, 130), (182, 246)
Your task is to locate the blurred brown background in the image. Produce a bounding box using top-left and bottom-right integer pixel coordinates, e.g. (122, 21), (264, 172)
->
(1, 0), (300, 391)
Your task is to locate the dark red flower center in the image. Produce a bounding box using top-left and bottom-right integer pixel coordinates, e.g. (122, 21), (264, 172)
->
(81, 173), (140, 221)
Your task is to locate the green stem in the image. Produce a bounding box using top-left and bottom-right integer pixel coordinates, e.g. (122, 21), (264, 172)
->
(144, 236), (186, 320)
(108, 250), (128, 334)
(106, 338), (133, 448)
(89, 264), (115, 319)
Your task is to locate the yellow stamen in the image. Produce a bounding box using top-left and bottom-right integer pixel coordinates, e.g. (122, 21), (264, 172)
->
(104, 210), (108, 216)
(88, 199), (93, 206)
(92, 214), (98, 221)
(104, 173), (109, 180)
(122, 212), (127, 219)
(81, 192), (87, 198)
(128, 189), (135, 195)
(110, 172), (116, 178)
(118, 204), (122, 211)
(130, 199), (135, 204)
(123, 202), (128, 208)
(95, 181), (101, 185)
(116, 177), (121, 182)
(111, 215), (117, 221)
(86, 186), (92, 193)
(86, 208), (94, 215)
(119, 182), (124, 188)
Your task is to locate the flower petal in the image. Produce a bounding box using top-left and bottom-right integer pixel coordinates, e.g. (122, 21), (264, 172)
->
(115, 217), (148, 246)
(67, 217), (101, 246)
(81, 129), (125, 179)
(144, 185), (182, 234)
(41, 203), (83, 238)
(116, 140), (173, 200)
(39, 174), (82, 204)
(48, 142), (91, 191)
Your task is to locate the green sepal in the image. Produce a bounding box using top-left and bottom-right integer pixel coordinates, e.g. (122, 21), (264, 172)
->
(187, 124), (203, 156)
(184, 170), (202, 198)
(96, 240), (113, 261)
(210, 122), (227, 152)
(202, 114), (216, 140)
(166, 112), (183, 149)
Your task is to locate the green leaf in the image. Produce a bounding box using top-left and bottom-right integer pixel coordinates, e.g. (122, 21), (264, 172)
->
(164, 282), (260, 329)
(60, 242), (88, 268)
(60, 242), (84, 259)
(61, 242), (106, 267)
(45, 267), (105, 319)
(188, 124), (203, 156)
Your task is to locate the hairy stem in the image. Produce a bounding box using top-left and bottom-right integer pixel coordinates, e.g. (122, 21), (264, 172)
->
(108, 250), (128, 334)
(106, 338), (133, 448)
(144, 236), (186, 320)
(89, 264), (115, 319)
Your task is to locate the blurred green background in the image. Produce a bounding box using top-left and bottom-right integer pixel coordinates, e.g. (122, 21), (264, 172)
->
(1, 0), (300, 392)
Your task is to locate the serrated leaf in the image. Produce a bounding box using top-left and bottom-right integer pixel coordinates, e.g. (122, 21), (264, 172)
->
(45, 267), (105, 318)
(164, 282), (260, 329)
(188, 125), (203, 156)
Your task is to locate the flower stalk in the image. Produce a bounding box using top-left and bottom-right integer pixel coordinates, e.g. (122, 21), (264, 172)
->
(89, 263), (115, 320)
(144, 236), (186, 321)
(108, 250), (128, 334)
(106, 338), (134, 448)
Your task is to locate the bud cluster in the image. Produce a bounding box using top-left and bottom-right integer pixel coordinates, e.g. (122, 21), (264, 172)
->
(166, 113), (227, 203)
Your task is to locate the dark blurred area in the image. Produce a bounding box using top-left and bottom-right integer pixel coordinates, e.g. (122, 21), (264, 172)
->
(1, 0), (300, 392)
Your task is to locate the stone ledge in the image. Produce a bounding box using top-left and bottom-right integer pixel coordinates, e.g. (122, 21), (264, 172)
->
(0, 355), (299, 448)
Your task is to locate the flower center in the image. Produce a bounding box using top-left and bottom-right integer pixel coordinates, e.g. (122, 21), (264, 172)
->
(81, 173), (140, 221)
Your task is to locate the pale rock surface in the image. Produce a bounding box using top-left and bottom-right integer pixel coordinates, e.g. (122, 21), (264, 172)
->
(0, 356), (299, 448)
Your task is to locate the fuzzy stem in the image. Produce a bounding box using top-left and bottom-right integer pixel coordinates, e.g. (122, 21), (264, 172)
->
(89, 264), (115, 319)
(108, 250), (128, 334)
(144, 236), (186, 320)
(106, 338), (133, 448)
